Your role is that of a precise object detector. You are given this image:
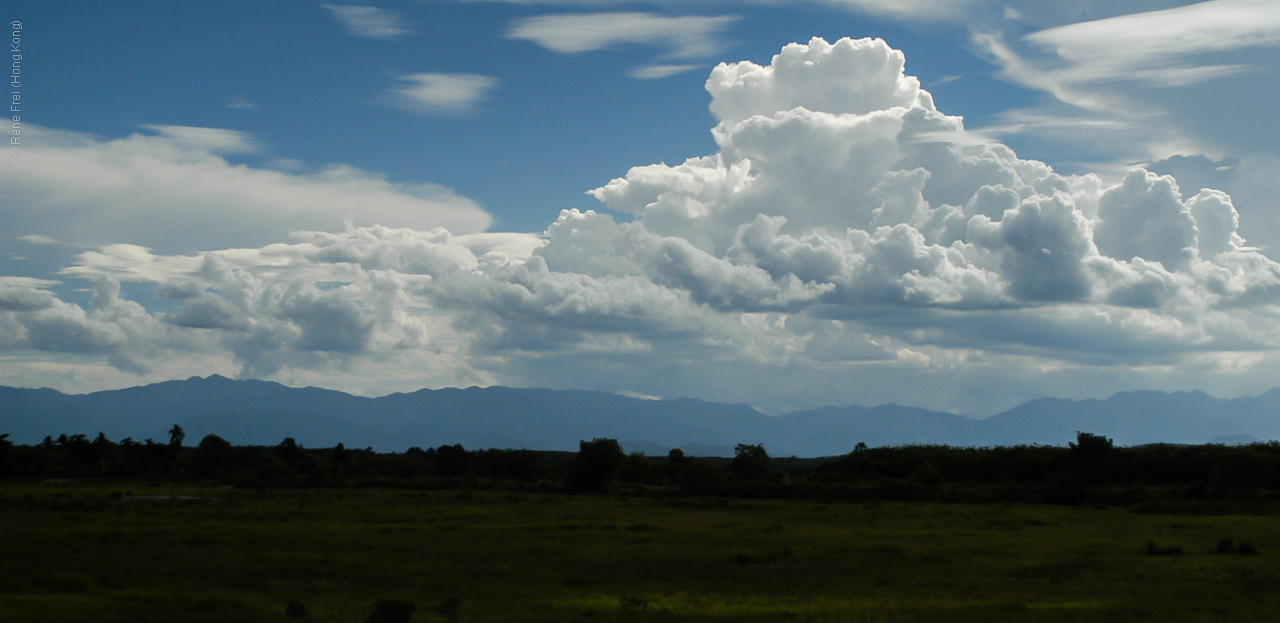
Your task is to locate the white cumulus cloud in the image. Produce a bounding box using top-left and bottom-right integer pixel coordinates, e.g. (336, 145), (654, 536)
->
(9, 36), (1280, 415)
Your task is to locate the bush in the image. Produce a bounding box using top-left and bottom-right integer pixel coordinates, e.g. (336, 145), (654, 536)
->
(911, 462), (943, 486)
(1213, 537), (1258, 555)
(1146, 540), (1182, 556)
(619, 595), (648, 613)
(366, 598), (415, 623)
(616, 452), (660, 485)
(678, 460), (725, 496)
(232, 475), (263, 490)
(438, 596), (462, 620)
(285, 599), (307, 618)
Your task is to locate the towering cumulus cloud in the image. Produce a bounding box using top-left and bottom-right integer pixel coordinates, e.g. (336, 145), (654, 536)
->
(7, 37), (1280, 413)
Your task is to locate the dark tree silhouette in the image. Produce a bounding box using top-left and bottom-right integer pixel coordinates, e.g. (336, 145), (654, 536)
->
(0, 433), (12, 478)
(1069, 432), (1113, 460)
(195, 434), (234, 477)
(565, 438), (624, 493)
(89, 432), (115, 475)
(168, 424), (186, 448)
(434, 443), (470, 477)
(730, 443), (772, 480)
(198, 433), (232, 455)
(274, 437), (307, 466)
(330, 443), (348, 464)
(1069, 431), (1113, 484)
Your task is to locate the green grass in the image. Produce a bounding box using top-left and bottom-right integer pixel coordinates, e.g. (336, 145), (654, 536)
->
(2, 483), (1279, 622)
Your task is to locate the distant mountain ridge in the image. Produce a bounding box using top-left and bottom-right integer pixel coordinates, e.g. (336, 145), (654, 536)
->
(2, 376), (1278, 456)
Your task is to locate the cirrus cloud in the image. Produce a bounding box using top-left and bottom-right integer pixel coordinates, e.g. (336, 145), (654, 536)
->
(322, 5), (411, 39)
(383, 73), (499, 116)
(507, 12), (739, 58)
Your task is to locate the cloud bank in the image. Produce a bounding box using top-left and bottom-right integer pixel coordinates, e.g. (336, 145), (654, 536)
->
(0, 125), (492, 252)
(7, 37), (1280, 414)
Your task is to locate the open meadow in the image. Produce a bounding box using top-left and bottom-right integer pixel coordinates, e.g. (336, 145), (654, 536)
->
(3, 482), (1279, 622)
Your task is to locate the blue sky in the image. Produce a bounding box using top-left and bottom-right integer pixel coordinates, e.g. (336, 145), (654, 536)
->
(5, 1), (1280, 416)
(7, 1), (1010, 236)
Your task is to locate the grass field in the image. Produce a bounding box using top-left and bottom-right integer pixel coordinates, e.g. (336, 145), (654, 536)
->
(2, 482), (1279, 622)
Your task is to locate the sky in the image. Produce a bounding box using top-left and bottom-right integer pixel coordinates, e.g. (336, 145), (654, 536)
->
(4, 0), (1280, 416)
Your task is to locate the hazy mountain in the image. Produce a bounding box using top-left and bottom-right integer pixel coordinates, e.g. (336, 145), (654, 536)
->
(979, 389), (1280, 446)
(2, 376), (1278, 456)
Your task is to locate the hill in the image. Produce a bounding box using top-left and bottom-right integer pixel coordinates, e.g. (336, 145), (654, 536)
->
(2, 377), (1278, 455)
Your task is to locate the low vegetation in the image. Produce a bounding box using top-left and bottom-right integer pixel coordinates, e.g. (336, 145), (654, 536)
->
(5, 430), (1280, 506)
(3, 430), (1280, 620)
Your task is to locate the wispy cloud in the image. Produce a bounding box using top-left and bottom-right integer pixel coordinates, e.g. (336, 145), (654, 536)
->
(466, 0), (985, 22)
(384, 73), (499, 116)
(629, 64), (701, 79)
(226, 95), (256, 110)
(140, 125), (261, 154)
(322, 5), (411, 40)
(814, 0), (983, 21)
(965, 0), (1280, 167)
(0, 125), (491, 253)
(18, 235), (59, 245)
(508, 12), (738, 58)
(1023, 0), (1280, 81)
(982, 0), (1280, 110)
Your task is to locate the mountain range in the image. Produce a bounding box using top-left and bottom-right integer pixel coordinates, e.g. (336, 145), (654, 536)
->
(2, 376), (1278, 457)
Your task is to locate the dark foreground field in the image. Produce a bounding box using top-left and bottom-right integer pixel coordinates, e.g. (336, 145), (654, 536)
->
(3, 483), (1279, 622)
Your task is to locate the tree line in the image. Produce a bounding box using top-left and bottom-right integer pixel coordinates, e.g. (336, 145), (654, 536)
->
(3, 429), (1280, 506)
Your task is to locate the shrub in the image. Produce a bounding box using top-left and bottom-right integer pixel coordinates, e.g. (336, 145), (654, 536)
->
(1213, 537), (1258, 555)
(619, 595), (648, 613)
(617, 452), (660, 485)
(366, 598), (415, 623)
(1184, 481), (1214, 499)
(285, 599), (307, 618)
(911, 462), (943, 486)
(438, 596), (462, 620)
(1146, 540), (1182, 556)
(233, 475), (263, 490)
(678, 460), (725, 496)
